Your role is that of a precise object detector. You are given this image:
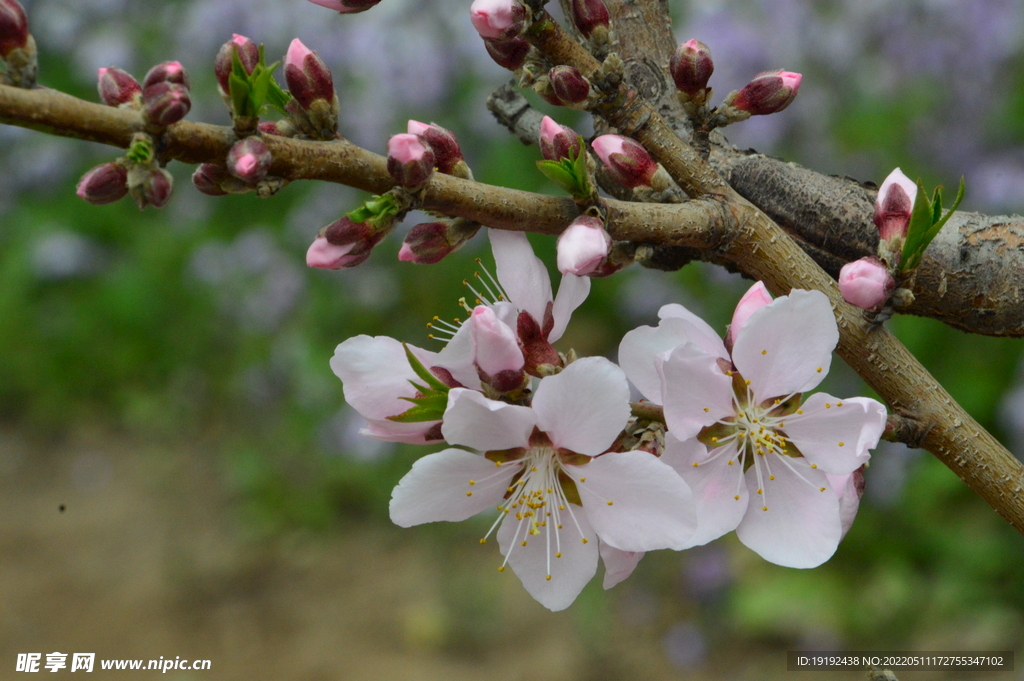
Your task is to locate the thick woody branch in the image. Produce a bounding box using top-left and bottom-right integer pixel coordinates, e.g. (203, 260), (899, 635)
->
(523, 10), (1024, 534)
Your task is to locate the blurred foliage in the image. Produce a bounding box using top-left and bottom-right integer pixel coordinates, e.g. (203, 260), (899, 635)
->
(3, 0), (1024, 671)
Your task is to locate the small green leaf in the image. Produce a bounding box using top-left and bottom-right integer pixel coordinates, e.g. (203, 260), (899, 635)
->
(126, 136), (155, 164)
(402, 343), (450, 393)
(901, 176), (965, 271)
(536, 160), (577, 191)
(347, 193), (402, 229)
(387, 403), (445, 423)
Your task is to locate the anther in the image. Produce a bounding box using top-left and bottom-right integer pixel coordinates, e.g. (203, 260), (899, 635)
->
(479, 538), (486, 544)
(816, 367), (822, 372)
(466, 491), (473, 497)
(745, 379), (751, 385)
(838, 442), (844, 447)
(810, 464), (818, 469)
(607, 501), (614, 506)
(761, 350), (767, 355)
(498, 566), (505, 572)
(757, 488), (763, 494)
(521, 540), (528, 547)
(692, 462), (699, 467)
(796, 410), (803, 415)
(581, 538), (589, 544)
(727, 460), (734, 465)
(734, 495), (740, 500)
(825, 403), (832, 408)
(580, 478), (586, 482)
(762, 506), (768, 511)
(837, 402), (843, 407)
(703, 407), (709, 413)
(769, 475), (775, 480)
(469, 480), (476, 485)
(545, 575), (552, 581)
(555, 552), (562, 558)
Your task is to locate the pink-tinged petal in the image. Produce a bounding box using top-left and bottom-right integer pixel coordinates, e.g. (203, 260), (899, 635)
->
(784, 394), (886, 474)
(619, 314), (727, 404)
(469, 305), (524, 375)
(556, 217), (611, 276)
(286, 38), (314, 69)
(599, 542), (644, 589)
(566, 450), (696, 551)
(548, 273), (590, 342)
(489, 229), (553, 327)
(532, 357), (630, 455)
(730, 281), (773, 334)
(330, 335), (439, 420)
(390, 448), (519, 527)
(433, 322), (483, 390)
(497, 502), (599, 611)
(661, 344), (734, 440)
(827, 469), (864, 539)
(361, 418), (441, 445)
(307, 236), (361, 269)
(735, 457), (841, 568)
(441, 388), (535, 452)
(732, 289), (838, 399)
(662, 437), (748, 547)
(838, 257), (895, 310)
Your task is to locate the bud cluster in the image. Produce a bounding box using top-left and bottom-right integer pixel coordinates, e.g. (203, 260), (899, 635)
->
(76, 132), (175, 209)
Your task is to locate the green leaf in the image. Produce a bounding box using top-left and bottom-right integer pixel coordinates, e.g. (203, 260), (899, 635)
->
(402, 343), (450, 393)
(347, 193), (402, 229)
(536, 160), (578, 191)
(900, 176), (965, 271)
(125, 135), (155, 164)
(535, 137), (593, 199)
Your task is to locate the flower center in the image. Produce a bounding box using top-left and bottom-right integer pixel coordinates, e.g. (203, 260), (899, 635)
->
(481, 446), (589, 581)
(426, 260), (507, 343)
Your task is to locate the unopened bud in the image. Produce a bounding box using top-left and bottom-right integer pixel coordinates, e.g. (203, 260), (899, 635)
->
(469, 305), (525, 378)
(539, 116), (582, 161)
(470, 0), (526, 41)
(306, 0), (382, 12)
(192, 163), (251, 196)
(591, 134), (657, 188)
(874, 167), (917, 242)
(839, 257), (895, 311)
(398, 218), (480, 264)
(549, 65), (590, 105)
(556, 215), (611, 276)
(76, 161), (129, 205)
(0, 0), (29, 58)
(214, 34), (259, 96)
(407, 120), (464, 176)
(307, 237), (369, 269)
(307, 216), (384, 269)
(227, 137), (272, 185)
(142, 61), (191, 90)
(483, 37), (530, 70)
(97, 67), (141, 108)
(387, 133), (436, 187)
(284, 38), (334, 110)
(669, 39), (713, 99)
(142, 82), (191, 126)
(569, 0), (609, 39)
(129, 167), (174, 210)
(729, 70), (801, 116)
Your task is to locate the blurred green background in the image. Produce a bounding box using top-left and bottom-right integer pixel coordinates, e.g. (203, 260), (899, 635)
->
(2, 0), (1024, 679)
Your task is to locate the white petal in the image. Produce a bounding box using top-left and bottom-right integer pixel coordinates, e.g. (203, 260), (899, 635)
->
(360, 418), (441, 445)
(548, 273), (591, 342)
(599, 542), (644, 589)
(441, 388), (535, 452)
(489, 229), (552, 327)
(735, 456), (842, 568)
(532, 357), (630, 455)
(433, 323), (482, 390)
(826, 472), (863, 539)
(389, 448), (518, 527)
(661, 344), (734, 441)
(491, 300), (518, 330)
(330, 335), (438, 420)
(785, 394), (886, 474)
(619, 316), (727, 404)
(731, 289), (838, 399)
(566, 450), (696, 551)
(658, 303), (730, 358)
(662, 437), (748, 547)
(497, 502), (599, 611)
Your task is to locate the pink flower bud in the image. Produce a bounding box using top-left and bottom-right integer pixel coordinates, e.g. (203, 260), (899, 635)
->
(874, 167), (917, 242)
(730, 70), (801, 116)
(731, 281), (773, 334)
(142, 61), (191, 90)
(549, 65), (590, 105)
(387, 133), (436, 186)
(284, 38), (335, 110)
(669, 39), (714, 98)
(592, 135), (658, 189)
(0, 0), (29, 58)
(307, 216), (383, 269)
(407, 120), (463, 175)
(306, 237), (366, 269)
(469, 305), (525, 377)
(556, 216), (611, 276)
(399, 222), (449, 264)
(839, 257), (895, 311)
(192, 164), (231, 196)
(569, 0), (609, 39)
(306, 0), (382, 12)
(483, 37), (530, 70)
(130, 167), (174, 210)
(97, 67), (141, 108)
(470, 0), (526, 41)
(214, 34), (259, 95)
(76, 161), (128, 205)
(227, 137), (272, 184)
(539, 116), (582, 161)
(142, 82), (191, 126)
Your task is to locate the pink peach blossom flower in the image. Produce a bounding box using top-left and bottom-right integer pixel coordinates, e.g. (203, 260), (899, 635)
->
(556, 216), (612, 276)
(838, 257), (895, 310)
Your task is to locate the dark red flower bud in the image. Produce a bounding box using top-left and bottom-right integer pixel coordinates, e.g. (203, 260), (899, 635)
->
(284, 38), (334, 110)
(214, 34), (259, 95)
(407, 120), (463, 175)
(387, 133), (436, 187)
(569, 0), (609, 39)
(483, 37), (530, 70)
(669, 39), (714, 98)
(227, 137), (272, 184)
(76, 161), (129, 205)
(142, 82), (191, 126)
(192, 164), (231, 196)
(97, 67), (141, 108)
(0, 0), (29, 59)
(538, 116), (582, 161)
(730, 70), (802, 116)
(549, 65), (590, 105)
(130, 167), (174, 209)
(142, 61), (191, 90)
